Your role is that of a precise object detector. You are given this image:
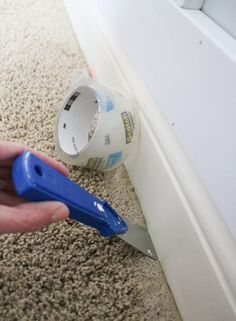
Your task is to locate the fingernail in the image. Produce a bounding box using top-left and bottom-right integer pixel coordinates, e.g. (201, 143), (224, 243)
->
(51, 205), (69, 223)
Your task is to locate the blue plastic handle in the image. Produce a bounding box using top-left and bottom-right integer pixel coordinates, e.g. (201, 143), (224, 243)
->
(12, 151), (128, 236)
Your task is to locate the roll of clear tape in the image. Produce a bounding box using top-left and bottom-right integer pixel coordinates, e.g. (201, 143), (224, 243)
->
(54, 75), (139, 171)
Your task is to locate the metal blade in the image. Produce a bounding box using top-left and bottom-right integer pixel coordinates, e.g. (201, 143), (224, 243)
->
(117, 219), (158, 260)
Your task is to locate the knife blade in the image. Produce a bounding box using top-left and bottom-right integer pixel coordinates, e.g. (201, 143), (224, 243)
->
(12, 151), (158, 260)
(118, 219), (158, 260)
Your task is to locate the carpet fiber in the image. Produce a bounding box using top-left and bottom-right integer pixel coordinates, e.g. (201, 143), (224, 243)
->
(0, 1), (181, 320)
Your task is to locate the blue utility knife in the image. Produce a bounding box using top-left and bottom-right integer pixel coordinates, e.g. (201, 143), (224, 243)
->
(12, 151), (158, 260)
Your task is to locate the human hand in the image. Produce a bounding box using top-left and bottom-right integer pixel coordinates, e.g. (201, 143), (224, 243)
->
(0, 141), (69, 234)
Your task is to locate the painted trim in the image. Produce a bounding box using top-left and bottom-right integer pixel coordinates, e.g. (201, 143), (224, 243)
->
(173, 0), (205, 9)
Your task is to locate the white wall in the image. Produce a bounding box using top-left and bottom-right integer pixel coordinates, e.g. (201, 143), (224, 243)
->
(92, 0), (236, 240)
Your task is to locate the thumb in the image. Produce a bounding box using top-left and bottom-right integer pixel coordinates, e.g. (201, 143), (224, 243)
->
(0, 201), (69, 234)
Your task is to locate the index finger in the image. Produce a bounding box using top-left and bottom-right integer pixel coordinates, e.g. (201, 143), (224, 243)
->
(0, 141), (69, 176)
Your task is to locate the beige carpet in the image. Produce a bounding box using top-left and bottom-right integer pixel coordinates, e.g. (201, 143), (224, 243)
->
(0, 0), (181, 320)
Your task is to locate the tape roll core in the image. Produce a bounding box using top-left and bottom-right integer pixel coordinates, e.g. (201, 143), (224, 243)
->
(58, 86), (99, 156)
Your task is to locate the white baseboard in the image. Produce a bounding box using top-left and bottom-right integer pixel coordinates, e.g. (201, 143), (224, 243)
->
(63, 1), (236, 320)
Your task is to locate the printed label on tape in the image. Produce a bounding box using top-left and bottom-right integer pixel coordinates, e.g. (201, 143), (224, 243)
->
(105, 152), (122, 169)
(72, 137), (79, 154)
(121, 111), (134, 144)
(104, 134), (111, 145)
(64, 92), (80, 111)
(87, 157), (105, 170)
(96, 92), (114, 113)
(105, 96), (114, 112)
